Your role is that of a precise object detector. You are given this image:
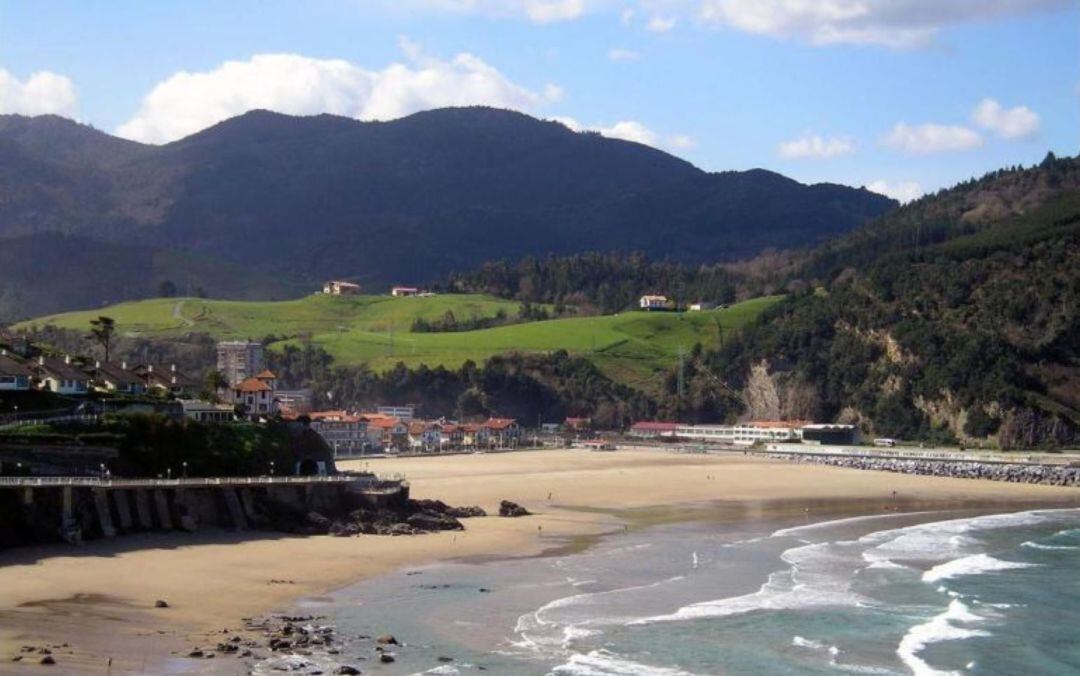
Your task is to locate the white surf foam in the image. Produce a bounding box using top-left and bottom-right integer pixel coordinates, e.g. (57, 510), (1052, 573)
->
(550, 649), (698, 675)
(633, 541), (868, 624)
(896, 599), (989, 676)
(923, 553), (1038, 583)
(1020, 540), (1079, 551)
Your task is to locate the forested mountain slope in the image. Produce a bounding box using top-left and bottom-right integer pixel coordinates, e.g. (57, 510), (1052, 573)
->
(697, 155), (1080, 448)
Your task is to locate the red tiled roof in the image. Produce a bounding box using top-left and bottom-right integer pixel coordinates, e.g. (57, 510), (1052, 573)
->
(255, 369), (277, 379)
(235, 377), (272, 393)
(483, 417), (517, 430)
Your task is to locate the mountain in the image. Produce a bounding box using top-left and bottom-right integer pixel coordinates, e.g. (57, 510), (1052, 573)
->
(0, 107), (895, 321)
(697, 154), (1080, 448)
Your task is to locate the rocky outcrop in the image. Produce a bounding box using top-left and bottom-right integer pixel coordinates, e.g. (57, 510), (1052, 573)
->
(498, 500), (530, 517)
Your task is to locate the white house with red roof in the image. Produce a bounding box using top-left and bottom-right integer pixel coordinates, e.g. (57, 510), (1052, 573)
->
(230, 369), (279, 416)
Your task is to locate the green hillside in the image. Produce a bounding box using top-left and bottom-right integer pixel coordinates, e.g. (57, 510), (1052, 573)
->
(16, 293), (780, 391)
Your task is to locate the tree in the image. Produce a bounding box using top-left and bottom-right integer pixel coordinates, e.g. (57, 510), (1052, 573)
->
(203, 370), (229, 403)
(158, 279), (178, 298)
(88, 316), (116, 362)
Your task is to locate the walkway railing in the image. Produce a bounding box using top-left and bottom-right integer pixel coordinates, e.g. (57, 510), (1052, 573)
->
(0, 473), (405, 489)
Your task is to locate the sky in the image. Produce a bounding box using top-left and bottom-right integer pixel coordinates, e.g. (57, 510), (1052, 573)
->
(0, 0), (1077, 201)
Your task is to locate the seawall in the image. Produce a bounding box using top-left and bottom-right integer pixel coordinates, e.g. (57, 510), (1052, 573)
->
(0, 476), (409, 549)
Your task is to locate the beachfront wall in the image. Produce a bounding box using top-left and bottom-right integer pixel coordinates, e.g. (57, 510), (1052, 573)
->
(0, 477), (407, 549)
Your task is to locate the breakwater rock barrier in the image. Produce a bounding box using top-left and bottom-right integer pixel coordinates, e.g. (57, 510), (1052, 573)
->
(758, 447), (1080, 487)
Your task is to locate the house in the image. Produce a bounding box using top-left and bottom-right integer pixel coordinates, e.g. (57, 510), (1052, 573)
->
(135, 363), (200, 397)
(90, 361), (147, 395)
(461, 423), (490, 449)
(361, 414), (409, 451)
(323, 280), (362, 296)
(688, 302), (716, 312)
(0, 352), (32, 392)
(391, 286), (420, 297)
(230, 369), (279, 416)
(564, 417), (592, 433)
(180, 399), (235, 423)
(628, 421), (680, 438)
(482, 417), (521, 447)
(309, 411), (370, 456)
(439, 423), (465, 449)
(35, 355), (90, 395)
(407, 420), (442, 452)
(639, 295), (670, 311)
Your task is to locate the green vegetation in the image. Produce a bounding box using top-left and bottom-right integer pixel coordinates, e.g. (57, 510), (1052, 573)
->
(700, 155), (1080, 448)
(18, 293), (780, 393)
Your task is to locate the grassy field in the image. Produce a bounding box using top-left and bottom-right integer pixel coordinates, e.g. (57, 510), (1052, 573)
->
(17, 293), (780, 390)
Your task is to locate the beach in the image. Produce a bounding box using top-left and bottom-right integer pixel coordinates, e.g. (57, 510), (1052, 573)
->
(2, 448), (1079, 673)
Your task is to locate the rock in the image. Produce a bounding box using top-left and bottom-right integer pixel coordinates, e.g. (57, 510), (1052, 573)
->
(379, 653), (396, 664)
(11, 656), (22, 662)
(375, 634), (398, 646)
(269, 638), (292, 651)
(407, 511), (464, 532)
(305, 511), (333, 533)
(446, 505), (486, 518)
(187, 649), (204, 658)
(438, 655), (454, 662)
(336, 667), (362, 675)
(498, 500), (530, 517)
(155, 599), (169, 608)
(40, 655), (56, 665)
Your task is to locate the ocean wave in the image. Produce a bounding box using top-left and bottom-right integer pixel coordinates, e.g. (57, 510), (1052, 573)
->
(633, 541), (868, 624)
(550, 649), (698, 676)
(792, 635), (840, 656)
(861, 508), (1080, 567)
(922, 553), (1039, 583)
(1020, 540), (1079, 551)
(897, 599), (990, 676)
(771, 511), (937, 539)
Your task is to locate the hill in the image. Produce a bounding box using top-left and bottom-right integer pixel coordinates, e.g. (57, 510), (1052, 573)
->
(0, 107), (895, 321)
(698, 154), (1080, 448)
(16, 293), (779, 393)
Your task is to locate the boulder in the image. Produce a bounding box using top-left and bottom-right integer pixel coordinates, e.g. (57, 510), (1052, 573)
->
(336, 667), (362, 675)
(155, 599), (169, 608)
(407, 511), (464, 532)
(498, 500), (530, 517)
(446, 505), (486, 518)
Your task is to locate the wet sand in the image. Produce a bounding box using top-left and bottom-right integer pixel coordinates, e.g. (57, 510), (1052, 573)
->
(2, 448), (1078, 673)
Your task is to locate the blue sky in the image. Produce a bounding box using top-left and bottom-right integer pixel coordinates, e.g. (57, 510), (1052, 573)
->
(1, 0), (1076, 200)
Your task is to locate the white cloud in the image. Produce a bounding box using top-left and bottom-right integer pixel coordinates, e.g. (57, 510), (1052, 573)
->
(972, 98), (1040, 140)
(777, 133), (855, 159)
(620, 7), (637, 24)
(868, 180), (923, 204)
(882, 122), (983, 154)
(647, 15), (678, 32)
(607, 48), (641, 62)
(0, 68), (78, 117)
(698, 0), (1070, 48)
(117, 44), (561, 143)
(398, 0), (595, 23)
(553, 115), (694, 152)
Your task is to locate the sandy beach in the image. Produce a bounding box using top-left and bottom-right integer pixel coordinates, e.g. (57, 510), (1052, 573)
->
(2, 448), (1079, 673)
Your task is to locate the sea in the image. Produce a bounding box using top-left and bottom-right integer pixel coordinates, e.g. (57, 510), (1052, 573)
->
(254, 506), (1080, 675)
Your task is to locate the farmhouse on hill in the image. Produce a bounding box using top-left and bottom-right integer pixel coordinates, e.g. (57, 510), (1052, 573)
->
(323, 280), (361, 295)
(639, 295), (671, 311)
